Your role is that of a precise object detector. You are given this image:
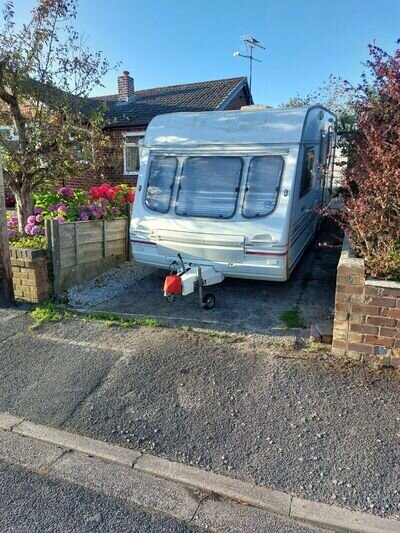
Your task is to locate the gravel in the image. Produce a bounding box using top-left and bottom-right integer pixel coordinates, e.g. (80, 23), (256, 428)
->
(67, 261), (154, 308)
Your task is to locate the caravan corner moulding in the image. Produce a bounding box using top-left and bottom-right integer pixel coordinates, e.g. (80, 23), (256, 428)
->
(130, 105), (336, 282)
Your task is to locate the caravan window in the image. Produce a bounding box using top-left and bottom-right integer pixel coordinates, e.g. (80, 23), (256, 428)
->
(145, 156), (177, 213)
(176, 157), (243, 219)
(242, 156), (284, 218)
(300, 147), (315, 196)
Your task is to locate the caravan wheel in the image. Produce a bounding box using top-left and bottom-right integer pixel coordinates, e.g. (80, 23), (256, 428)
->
(202, 293), (216, 310)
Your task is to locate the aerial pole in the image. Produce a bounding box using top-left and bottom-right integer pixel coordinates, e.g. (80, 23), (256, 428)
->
(0, 157), (14, 306)
(233, 34), (265, 96)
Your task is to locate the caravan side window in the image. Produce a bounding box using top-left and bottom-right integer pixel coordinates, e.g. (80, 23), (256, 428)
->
(145, 156), (177, 213)
(242, 156), (284, 218)
(300, 147), (315, 197)
(176, 157), (243, 219)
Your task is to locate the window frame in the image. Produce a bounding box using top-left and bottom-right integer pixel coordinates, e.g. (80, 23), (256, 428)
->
(123, 131), (144, 175)
(241, 155), (285, 219)
(175, 155), (244, 220)
(144, 155), (178, 214)
(299, 146), (315, 197)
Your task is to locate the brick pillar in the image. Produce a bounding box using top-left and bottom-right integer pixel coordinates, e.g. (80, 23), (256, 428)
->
(10, 248), (50, 303)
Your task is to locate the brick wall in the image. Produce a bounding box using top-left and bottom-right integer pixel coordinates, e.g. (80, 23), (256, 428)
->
(66, 126), (146, 190)
(332, 238), (400, 368)
(224, 88), (250, 110)
(10, 248), (50, 303)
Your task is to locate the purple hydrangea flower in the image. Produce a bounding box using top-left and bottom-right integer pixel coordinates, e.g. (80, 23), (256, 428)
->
(48, 205), (58, 213)
(7, 229), (17, 238)
(36, 214), (44, 223)
(34, 206), (43, 214)
(58, 187), (74, 198)
(57, 204), (67, 213)
(31, 225), (43, 235)
(8, 215), (18, 226)
(79, 211), (89, 221)
(87, 204), (103, 219)
(111, 207), (120, 215)
(24, 223), (35, 235)
(27, 215), (37, 224)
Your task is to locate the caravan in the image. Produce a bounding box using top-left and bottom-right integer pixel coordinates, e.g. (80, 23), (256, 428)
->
(130, 106), (336, 287)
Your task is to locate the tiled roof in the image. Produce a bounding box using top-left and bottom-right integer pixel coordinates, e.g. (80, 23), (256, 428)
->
(91, 77), (250, 127)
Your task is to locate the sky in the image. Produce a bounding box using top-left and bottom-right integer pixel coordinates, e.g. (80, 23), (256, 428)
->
(11, 0), (400, 106)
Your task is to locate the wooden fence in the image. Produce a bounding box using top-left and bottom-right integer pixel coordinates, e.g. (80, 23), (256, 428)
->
(46, 217), (129, 295)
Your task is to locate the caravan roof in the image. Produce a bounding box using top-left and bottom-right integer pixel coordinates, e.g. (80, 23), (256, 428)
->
(144, 106), (334, 148)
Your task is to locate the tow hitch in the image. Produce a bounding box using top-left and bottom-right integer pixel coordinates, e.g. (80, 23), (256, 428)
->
(163, 254), (224, 309)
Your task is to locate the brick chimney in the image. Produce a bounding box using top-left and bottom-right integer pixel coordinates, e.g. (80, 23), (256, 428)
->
(118, 71), (134, 101)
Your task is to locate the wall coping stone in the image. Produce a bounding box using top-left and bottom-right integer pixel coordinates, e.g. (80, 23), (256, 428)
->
(10, 247), (46, 261)
(365, 279), (400, 290)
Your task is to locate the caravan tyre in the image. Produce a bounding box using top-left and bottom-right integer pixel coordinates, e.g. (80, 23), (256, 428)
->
(202, 293), (216, 310)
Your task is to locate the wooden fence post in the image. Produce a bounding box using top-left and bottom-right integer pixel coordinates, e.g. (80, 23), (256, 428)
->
(51, 219), (62, 296)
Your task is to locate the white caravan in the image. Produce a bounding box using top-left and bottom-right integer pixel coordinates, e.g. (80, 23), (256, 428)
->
(130, 106), (336, 283)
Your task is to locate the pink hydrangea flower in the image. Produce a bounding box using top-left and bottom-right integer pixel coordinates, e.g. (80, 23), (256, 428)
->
(24, 223), (35, 235)
(31, 225), (43, 235)
(35, 214), (44, 223)
(27, 215), (37, 224)
(57, 204), (67, 213)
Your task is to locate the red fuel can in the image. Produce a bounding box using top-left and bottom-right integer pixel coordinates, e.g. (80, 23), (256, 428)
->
(163, 275), (182, 294)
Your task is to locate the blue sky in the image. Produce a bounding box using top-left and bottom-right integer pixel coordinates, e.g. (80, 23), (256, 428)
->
(12, 0), (400, 106)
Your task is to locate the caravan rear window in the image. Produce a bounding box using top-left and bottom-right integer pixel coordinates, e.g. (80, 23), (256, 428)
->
(242, 156), (284, 218)
(176, 157), (243, 219)
(145, 156), (178, 213)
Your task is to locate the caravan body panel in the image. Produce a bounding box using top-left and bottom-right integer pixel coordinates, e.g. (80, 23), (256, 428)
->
(130, 106), (335, 281)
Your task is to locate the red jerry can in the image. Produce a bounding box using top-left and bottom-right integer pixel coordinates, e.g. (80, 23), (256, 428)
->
(163, 275), (182, 294)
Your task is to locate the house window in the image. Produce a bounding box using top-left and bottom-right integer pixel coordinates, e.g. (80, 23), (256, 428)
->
(300, 147), (315, 197)
(176, 156), (243, 219)
(124, 133), (144, 174)
(242, 156), (284, 218)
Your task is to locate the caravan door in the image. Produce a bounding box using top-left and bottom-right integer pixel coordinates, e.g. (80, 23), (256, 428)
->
(288, 144), (320, 272)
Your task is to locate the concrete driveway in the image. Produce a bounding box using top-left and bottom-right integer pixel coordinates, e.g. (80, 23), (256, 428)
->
(84, 228), (341, 335)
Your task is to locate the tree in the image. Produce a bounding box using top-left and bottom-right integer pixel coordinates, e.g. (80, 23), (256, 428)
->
(0, 0), (114, 230)
(338, 41), (400, 279)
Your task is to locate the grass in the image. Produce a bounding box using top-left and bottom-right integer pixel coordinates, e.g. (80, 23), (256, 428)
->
(203, 329), (226, 339)
(30, 301), (71, 328)
(279, 308), (304, 329)
(304, 340), (325, 352)
(30, 303), (164, 329)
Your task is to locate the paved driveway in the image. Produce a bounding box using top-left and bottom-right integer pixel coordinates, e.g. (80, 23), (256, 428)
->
(1, 311), (399, 521)
(85, 230), (341, 335)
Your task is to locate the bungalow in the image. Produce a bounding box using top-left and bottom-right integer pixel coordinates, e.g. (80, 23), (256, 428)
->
(68, 72), (252, 189)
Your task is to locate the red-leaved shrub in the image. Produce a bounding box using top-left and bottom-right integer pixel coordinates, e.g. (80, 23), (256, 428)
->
(339, 41), (400, 280)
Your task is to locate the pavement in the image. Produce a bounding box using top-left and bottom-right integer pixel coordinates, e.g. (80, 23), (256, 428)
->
(75, 229), (342, 335)
(0, 415), (397, 533)
(0, 308), (399, 527)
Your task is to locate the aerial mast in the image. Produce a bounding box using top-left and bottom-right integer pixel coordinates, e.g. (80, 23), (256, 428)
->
(233, 34), (266, 95)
